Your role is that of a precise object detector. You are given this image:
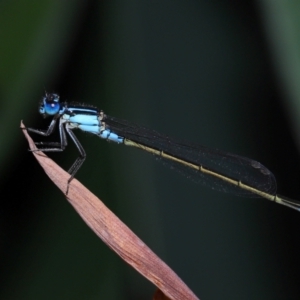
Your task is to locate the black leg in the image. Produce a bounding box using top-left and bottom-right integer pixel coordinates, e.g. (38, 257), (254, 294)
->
(34, 142), (62, 147)
(64, 124), (86, 194)
(28, 118), (68, 153)
(27, 117), (87, 195)
(27, 117), (58, 137)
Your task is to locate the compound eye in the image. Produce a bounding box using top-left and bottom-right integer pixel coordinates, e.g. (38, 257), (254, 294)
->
(41, 93), (61, 116)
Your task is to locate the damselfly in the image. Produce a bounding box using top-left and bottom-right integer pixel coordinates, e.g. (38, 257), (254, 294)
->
(27, 92), (300, 212)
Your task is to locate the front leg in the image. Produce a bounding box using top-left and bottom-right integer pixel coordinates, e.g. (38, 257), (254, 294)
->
(32, 142), (66, 153)
(27, 117), (58, 137)
(28, 117), (68, 153)
(35, 142), (61, 147)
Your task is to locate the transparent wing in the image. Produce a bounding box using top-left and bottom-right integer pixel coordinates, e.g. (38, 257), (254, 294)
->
(104, 115), (277, 197)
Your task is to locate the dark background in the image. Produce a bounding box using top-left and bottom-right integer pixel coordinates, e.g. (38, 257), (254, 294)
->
(1, 1), (300, 299)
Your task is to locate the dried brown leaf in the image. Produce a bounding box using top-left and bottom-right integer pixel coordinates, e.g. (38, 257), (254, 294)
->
(21, 121), (199, 300)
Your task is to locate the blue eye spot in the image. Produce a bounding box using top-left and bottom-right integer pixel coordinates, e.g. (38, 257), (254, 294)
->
(44, 101), (60, 115)
(39, 93), (61, 116)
